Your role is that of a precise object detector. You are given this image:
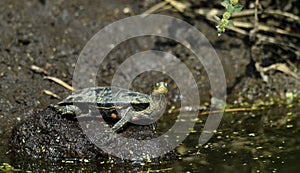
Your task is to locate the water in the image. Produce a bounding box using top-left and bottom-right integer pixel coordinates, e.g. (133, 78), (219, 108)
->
(2, 103), (299, 172)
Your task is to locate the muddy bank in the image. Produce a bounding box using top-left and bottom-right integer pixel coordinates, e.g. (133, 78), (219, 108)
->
(10, 107), (176, 161)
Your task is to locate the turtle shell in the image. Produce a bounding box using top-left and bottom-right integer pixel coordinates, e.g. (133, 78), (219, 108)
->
(58, 87), (151, 108)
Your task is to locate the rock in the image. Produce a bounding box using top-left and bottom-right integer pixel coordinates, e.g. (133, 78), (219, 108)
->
(9, 107), (176, 162)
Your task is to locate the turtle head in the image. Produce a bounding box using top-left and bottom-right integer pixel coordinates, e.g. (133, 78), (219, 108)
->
(152, 82), (168, 95)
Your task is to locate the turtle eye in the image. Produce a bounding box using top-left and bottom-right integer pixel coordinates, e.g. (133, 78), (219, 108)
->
(163, 82), (168, 88)
(154, 82), (167, 90)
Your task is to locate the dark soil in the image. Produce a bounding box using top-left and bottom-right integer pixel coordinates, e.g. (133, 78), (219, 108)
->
(10, 107), (176, 161)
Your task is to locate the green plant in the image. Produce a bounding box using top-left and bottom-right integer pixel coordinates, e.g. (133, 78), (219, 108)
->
(216, 0), (243, 36)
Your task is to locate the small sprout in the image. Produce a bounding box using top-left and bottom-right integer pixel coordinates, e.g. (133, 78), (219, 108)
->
(216, 0), (243, 36)
(233, 5), (243, 12)
(230, 0), (239, 5)
(228, 20), (234, 26)
(223, 12), (231, 19)
(221, 18), (229, 26)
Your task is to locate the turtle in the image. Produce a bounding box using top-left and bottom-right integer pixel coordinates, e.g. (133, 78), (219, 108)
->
(51, 82), (168, 132)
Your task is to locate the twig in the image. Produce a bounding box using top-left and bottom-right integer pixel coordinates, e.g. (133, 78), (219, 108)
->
(255, 62), (269, 82)
(30, 64), (73, 98)
(256, 33), (300, 58)
(164, 0), (189, 12)
(249, 0), (260, 40)
(207, 16), (249, 35)
(30, 65), (49, 76)
(44, 76), (75, 91)
(254, 0), (260, 33)
(260, 63), (299, 80)
(197, 8), (300, 24)
(233, 21), (300, 38)
(171, 106), (263, 115)
(30, 64), (75, 98)
(43, 89), (62, 100)
(231, 9), (255, 17)
(196, 9), (249, 35)
(199, 107), (264, 115)
(195, 7), (300, 38)
(142, 1), (168, 14)
(264, 9), (300, 24)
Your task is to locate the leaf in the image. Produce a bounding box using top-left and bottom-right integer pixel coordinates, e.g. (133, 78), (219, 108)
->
(227, 4), (235, 13)
(217, 25), (224, 33)
(220, 1), (228, 8)
(234, 5), (243, 12)
(228, 20), (234, 26)
(214, 15), (221, 21)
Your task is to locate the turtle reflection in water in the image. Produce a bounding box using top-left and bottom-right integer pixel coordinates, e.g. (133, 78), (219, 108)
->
(52, 82), (168, 132)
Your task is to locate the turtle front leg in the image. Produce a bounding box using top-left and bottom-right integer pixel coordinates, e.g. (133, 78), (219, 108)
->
(111, 107), (132, 132)
(50, 104), (82, 115)
(111, 107), (157, 132)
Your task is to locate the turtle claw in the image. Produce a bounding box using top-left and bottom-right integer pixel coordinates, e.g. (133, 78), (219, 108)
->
(149, 122), (157, 131)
